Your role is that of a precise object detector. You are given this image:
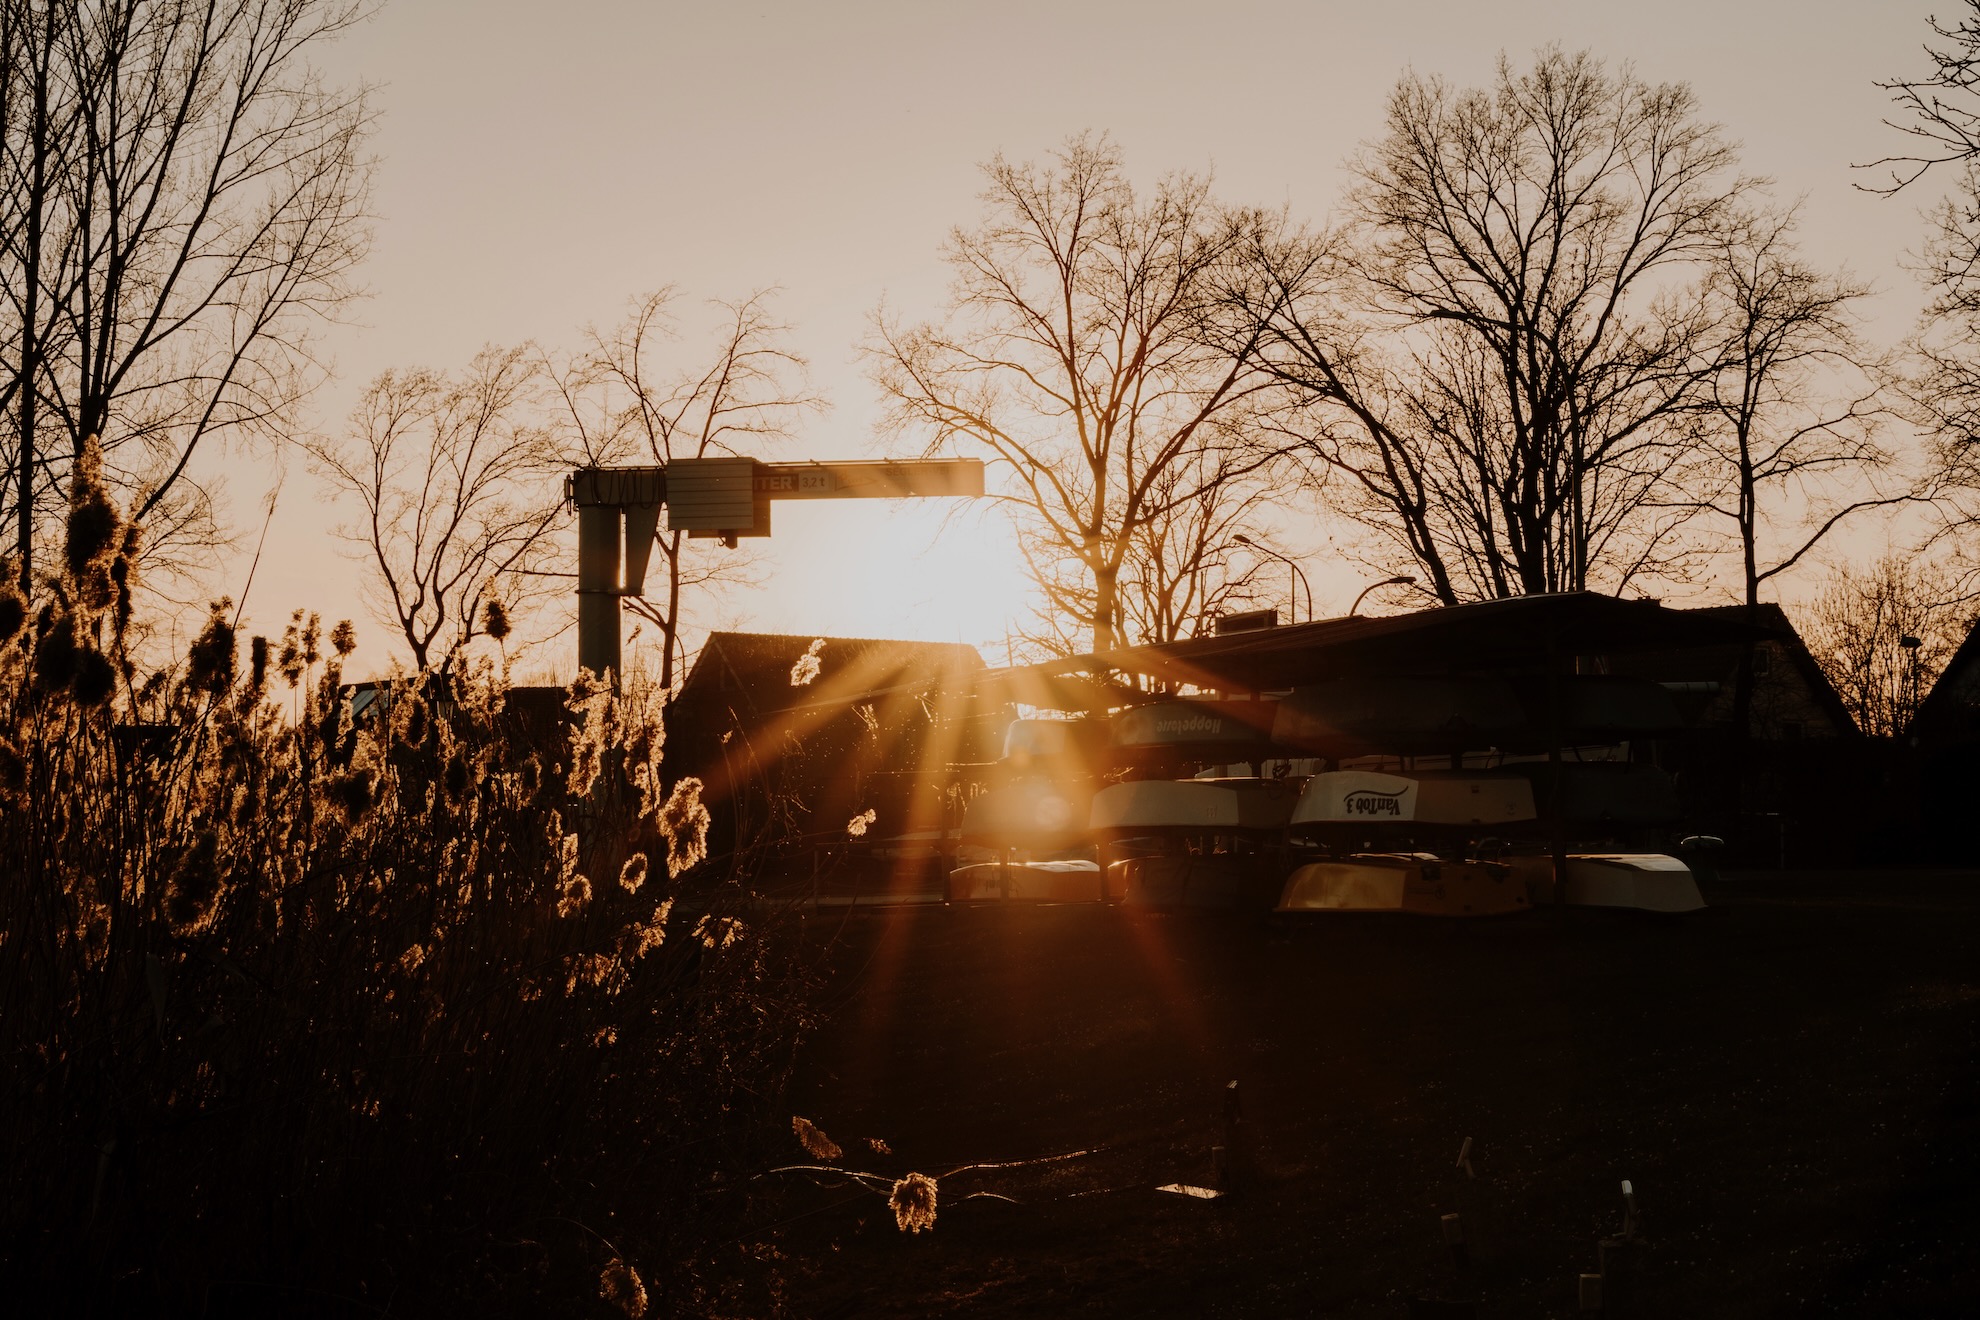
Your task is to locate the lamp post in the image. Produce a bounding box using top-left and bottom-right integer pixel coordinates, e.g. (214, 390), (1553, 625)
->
(1233, 534), (1311, 624)
(1349, 574), (1417, 617)
(1900, 634), (1923, 735)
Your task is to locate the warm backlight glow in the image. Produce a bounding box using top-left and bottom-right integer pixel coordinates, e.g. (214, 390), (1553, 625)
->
(742, 499), (1034, 662)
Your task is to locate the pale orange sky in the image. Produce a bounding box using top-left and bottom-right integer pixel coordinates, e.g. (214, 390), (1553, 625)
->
(212, 0), (1951, 680)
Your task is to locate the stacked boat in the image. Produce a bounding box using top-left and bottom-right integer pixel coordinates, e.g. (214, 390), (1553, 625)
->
(1278, 767), (1704, 915)
(943, 676), (1710, 916)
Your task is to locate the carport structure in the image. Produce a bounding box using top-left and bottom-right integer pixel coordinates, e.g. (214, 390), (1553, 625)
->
(1006, 592), (1770, 698)
(974, 592), (1773, 897)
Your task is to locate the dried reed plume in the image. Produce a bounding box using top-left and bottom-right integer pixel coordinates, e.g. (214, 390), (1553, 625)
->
(788, 638), (824, 687)
(660, 777), (709, 876)
(846, 808), (877, 838)
(618, 852), (650, 894)
(693, 916), (742, 950)
(557, 872), (593, 919)
(599, 1257), (648, 1318)
(889, 1172), (938, 1233)
(792, 1116), (842, 1161)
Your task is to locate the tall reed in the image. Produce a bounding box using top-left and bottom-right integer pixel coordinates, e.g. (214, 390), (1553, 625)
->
(1, 447), (814, 1314)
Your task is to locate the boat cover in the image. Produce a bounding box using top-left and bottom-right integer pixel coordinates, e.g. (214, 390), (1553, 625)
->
(1091, 777), (1298, 831)
(1291, 771), (1536, 827)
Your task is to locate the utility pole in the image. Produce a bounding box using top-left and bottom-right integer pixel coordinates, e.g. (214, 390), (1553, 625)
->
(564, 457), (985, 687)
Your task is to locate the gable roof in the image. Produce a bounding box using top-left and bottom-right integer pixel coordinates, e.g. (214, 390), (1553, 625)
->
(1665, 603), (1861, 737)
(1916, 614), (1980, 743)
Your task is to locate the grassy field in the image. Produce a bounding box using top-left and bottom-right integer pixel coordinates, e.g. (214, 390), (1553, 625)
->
(765, 873), (1980, 1317)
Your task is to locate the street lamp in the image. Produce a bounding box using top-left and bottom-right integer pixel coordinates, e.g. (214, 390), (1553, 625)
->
(1349, 574), (1417, 617)
(1900, 634), (1923, 734)
(1233, 534), (1311, 624)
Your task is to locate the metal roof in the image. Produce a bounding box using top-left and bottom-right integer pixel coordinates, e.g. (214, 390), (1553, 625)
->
(990, 593), (1778, 704)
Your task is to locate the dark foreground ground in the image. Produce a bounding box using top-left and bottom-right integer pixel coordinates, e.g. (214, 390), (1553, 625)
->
(766, 873), (1980, 1318)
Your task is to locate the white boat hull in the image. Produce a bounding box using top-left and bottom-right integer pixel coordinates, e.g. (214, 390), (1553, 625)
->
(946, 860), (1102, 903)
(1276, 854), (1535, 917)
(1560, 854), (1706, 913)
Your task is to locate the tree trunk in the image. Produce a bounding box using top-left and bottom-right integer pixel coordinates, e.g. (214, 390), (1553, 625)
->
(1093, 563), (1119, 653)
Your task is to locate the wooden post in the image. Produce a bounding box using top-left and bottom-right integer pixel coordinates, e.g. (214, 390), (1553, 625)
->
(1219, 1079), (1243, 1193)
(1578, 1273), (1604, 1311)
(1440, 1212), (1468, 1269)
(576, 500), (621, 688)
(1547, 626), (1569, 903)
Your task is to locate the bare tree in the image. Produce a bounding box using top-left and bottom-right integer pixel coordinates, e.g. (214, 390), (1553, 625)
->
(1701, 212), (1899, 609)
(1690, 209), (1913, 738)
(309, 346), (563, 671)
(547, 289), (819, 690)
(1801, 555), (1964, 738)
(873, 134), (1283, 654)
(0, 0), (372, 593)
(1119, 454), (1281, 645)
(1867, 0), (1980, 191)
(1243, 49), (1750, 604)
(1867, 3), (1980, 578)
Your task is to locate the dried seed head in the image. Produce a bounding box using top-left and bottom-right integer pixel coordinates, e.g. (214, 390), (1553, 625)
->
(847, 808), (877, 839)
(32, 615), (79, 693)
(330, 769), (376, 820)
(692, 915), (742, 949)
(889, 1172), (938, 1234)
(482, 596), (511, 642)
(556, 871), (592, 918)
(278, 613), (305, 686)
(329, 619), (355, 658)
(659, 777), (709, 877)
(793, 1116), (843, 1161)
(631, 899), (672, 958)
(618, 852), (649, 894)
(71, 647), (116, 706)
(565, 673), (609, 797)
(789, 637), (825, 687)
(598, 1258), (647, 1319)
(247, 635), (270, 697)
(65, 495), (119, 576)
(186, 601), (237, 695)
(65, 438), (121, 578)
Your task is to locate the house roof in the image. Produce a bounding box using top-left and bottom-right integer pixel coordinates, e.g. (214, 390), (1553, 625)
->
(676, 631), (985, 720)
(1622, 602), (1862, 738)
(1916, 614), (1980, 742)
